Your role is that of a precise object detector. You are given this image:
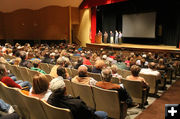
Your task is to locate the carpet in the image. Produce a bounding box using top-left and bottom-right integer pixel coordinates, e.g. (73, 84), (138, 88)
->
(135, 79), (180, 119)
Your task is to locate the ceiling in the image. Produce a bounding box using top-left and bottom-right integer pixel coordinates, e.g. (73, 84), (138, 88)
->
(0, 0), (83, 12)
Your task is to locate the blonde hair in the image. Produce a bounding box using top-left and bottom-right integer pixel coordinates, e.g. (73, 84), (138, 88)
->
(14, 57), (22, 66)
(111, 64), (118, 74)
(94, 60), (105, 69)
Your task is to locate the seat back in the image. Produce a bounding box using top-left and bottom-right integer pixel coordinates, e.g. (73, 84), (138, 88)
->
(66, 68), (73, 77)
(11, 65), (23, 81)
(87, 72), (102, 81)
(92, 86), (126, 119)
(139, 74), (158, 94)
(71, 82), (95, 109)
(70, 56), (79, 62)
(121, 70), (131, 78)
(121, 79), (145, 104)
(40, 63), (50, 74)
(18, 66), (31, 82)
(2, 84), (29, 118)
(45, 74), (54, 82)
(20, 92), (48, 119)
(0, 82), (10, 103)
(27, 69), (40, 83)
(111, 77), (120, 84)
(48, 64), (54, 71)
(64, 79), (74, 97)
(41, 100), (74, 119)
(71, 68), (78, 78)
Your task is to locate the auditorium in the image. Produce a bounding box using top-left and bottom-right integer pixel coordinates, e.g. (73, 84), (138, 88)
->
(0, 0), (180, 119)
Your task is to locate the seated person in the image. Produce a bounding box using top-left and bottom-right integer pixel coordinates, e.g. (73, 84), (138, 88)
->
(126, 65), (149, 87)
(50, 66), (70, 88)
(74, 57), (83, 69)
(0, 64), (31, 89)
(157, 58), (166, 70)
(47, 78), (108, 119)
(0, 64), (31, 114)
(92, 60), (105, 74)
(29, 73), (52, 101)
(30, 59), (47, 74)
(111, 65), (122, 83)
(50, 57), (65, 78)
(126, 65), (149, 104)
(72, 65), (97, 86)
(140, 62), (161, 79)
(95, 68), (133, 107)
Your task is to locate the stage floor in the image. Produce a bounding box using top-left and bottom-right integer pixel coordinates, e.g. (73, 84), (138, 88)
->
(86, 43), (180, 53)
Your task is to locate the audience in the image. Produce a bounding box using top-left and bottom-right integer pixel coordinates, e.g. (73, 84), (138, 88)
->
(111, 64), (122, 83)
(95, 68), (133, 107)
(47, 78), (108, 119)
(30, 59), (47, 74)
(140, 62), (161, 79)
(92, 60), (105, 74)
(29, 73), (51, 101)
(72, 65), (97, 86)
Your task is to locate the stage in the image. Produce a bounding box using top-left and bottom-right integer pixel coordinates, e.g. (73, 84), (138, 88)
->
(86, 43), (180, 53)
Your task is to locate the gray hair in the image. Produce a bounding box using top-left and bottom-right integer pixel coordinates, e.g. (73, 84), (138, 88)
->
(101, 68), (112, 82)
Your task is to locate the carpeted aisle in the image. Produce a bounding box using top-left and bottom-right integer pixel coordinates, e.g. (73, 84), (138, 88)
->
(135, 79), (180, 119)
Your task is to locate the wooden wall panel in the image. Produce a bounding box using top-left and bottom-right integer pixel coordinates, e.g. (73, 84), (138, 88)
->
(71, 7), (80, 25)
(0, 12), (4, 39)
(0, 6), (71, 40)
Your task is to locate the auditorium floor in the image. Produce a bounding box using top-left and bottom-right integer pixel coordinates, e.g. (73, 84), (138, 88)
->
(126, 79), (178, 119)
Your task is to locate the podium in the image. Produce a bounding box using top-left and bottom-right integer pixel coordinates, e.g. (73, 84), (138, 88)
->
(95, 34), (102, 44)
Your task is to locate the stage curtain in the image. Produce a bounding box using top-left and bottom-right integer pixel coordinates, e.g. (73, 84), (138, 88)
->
(80, 0), (127, 9)
(91, 7), (96, 43)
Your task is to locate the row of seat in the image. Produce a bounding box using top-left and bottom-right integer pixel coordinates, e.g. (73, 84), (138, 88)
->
(64, 80), (127, 119)
(4, 63), (54, 84)
(2, 62), (127, 118)
(0, 82), (73, 119)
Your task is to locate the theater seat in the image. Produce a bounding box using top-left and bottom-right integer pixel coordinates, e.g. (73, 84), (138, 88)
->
(41, 100), (73, 119)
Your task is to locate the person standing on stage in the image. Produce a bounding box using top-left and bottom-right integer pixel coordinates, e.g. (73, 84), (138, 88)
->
(98, 30), (102, 43)
(103, 31), (108, 43)
(118, 31), (123, 44)
(115, 30), (119, 44)
(110, 31), (114, 44)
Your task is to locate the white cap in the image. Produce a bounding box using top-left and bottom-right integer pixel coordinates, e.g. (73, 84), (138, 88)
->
(49, 78), (65, 92)
(102, 55), (107, 59)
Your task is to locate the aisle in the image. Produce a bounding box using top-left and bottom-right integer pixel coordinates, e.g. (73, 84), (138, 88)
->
(135, 79), (180, 119)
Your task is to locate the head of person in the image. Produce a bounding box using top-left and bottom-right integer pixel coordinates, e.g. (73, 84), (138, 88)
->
(44, 52), (50, 58)
(77, 57), (83, 65)
(149, 62), (157, 70)
(116, 55), (122, 62)
(49, 78), (66, 95)
(130, 65), (141, 77)
(94, 60), (105, 70)
(57, 66), (66, 79)
(101, 68), (112, 82)
(32, 73), (49, 94)
(20, 51), (27, 60)
(111, 64), (118, 74)
(78, 65), (88, 77)
(32, 59), (40, 68)
(14, 57), (22, 66)
(64, 57), (71, 67)
(158, 58), (164, 65)
(56, 57), (65, 66)
(0, 64), (7, 78)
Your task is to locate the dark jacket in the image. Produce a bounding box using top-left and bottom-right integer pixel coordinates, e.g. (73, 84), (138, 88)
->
(47, 90), (101, 119)
(92, 67), (101, 74)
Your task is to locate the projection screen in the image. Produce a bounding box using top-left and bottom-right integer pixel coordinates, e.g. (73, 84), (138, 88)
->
(122, 12), (156, 38)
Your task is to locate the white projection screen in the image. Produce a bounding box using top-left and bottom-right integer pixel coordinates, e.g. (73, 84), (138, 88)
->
(122, 12), (156, 38)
